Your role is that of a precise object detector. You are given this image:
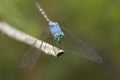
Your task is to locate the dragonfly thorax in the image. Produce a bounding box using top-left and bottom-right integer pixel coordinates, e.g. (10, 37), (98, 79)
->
(48, 21), (64, 41)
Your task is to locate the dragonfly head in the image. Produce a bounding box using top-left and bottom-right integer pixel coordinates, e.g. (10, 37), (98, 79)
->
(54, 31), (64, 41)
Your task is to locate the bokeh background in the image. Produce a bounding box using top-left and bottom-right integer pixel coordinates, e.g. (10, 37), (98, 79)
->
(0, 0), (120, 80)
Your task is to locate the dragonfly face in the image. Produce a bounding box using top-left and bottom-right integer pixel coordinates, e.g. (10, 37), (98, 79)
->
(48, 21), (64, 41)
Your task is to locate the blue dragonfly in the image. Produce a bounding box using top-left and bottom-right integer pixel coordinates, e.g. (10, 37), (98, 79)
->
(19, 2), (103, 70)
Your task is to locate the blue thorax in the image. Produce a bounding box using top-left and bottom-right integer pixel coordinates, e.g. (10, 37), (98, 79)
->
(48, 21), (64, 41)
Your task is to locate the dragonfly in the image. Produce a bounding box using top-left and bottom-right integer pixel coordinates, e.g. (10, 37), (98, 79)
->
(19, 2), (103, 70)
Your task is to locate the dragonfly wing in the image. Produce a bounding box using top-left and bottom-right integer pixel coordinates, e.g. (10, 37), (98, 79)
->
(19, 28), (51, 70)
(40, 27), (51, 41)
(61, 26), (103, 64)
(19, 41), (41, 70)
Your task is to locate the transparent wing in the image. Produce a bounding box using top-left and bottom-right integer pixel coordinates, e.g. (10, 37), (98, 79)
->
(61, 26), (103, 64)
(19, 41), (41, 70)
(19, 28), (51, 70)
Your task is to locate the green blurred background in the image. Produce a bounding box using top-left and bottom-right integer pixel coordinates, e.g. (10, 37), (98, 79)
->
(0, 0), (120, 80)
